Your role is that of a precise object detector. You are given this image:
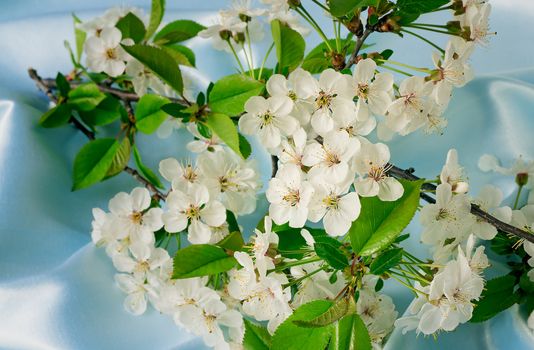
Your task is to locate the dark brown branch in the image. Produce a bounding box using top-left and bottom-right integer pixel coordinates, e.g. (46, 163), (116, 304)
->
(271, 155), (279, 178)
(387, 164), (534, 244)
(28, 68), (166, 201)
(346, 28), (372, 69)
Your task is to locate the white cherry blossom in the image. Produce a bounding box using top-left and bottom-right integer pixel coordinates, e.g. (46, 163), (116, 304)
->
(112, 242), (170, 278)
(440, 148), (469, 194)
(84, 27), (129, 77)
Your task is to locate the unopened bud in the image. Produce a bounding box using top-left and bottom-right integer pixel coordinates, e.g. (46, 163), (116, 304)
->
(346, 16), (363, 36)
(451, 0), (465, 15)
(516, 172), (529, 187)
(219, 29), (232, 40)
(446, 20), (462, 34)
(331, 52), (346, 71)
(288, 0), (301, 8)
(379, 18), (400, 33)
(233, 32), (246, 44)
(239, 13), (251, 22)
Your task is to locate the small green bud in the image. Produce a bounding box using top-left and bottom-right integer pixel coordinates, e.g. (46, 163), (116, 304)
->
(219, 29), (232, 40)
(516, 172), (529, 187)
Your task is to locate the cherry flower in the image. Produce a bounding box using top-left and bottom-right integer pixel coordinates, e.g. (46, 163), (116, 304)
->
(385, 76), (432, 135)
(159, 157), (203, 190)
(112, 242), (170, 278)
(197, 149), (260, 215)
(91, 208), (123, 249)
(266, 165), (314, 228)
(266, 69), (314, 125)
(478, 153), (534, 187)
(440, 149), (469, 194)
(349, 58), (394, 121)
(108, 187), (164, 245)
(198, 16), (247, 52)
(465, 3), (492, 45)
(419, 183), (474, 247)
(353, 142), (404, 201)
(294, 68), (356, 135)
(84, 27), (129, 77)
(125, 59), (167, 96)
(308, 179), (361, 237)
(186, 123), (224, 154)
(277, 127), (307, 170)
(471, 185), (505, 240)
(239, 95), (298, 150)
(302, 130), (360, 183)
(115, 272), (158, 315)
(163, 183), (226, 244)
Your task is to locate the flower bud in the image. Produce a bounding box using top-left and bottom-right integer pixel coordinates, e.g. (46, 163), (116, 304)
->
(378, 18), (400, 33)
(331, 52), (346, 71)
(288, 0), (301, 8)
(233, 32), (246, 44)
(219, 29), (232, 41)
(239, 13), (251, 23)
(346, 16), (363, 36)
(516, 172), (529, 187)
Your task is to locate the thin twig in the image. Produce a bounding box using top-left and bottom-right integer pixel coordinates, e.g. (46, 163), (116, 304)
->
(387, 164), (534, 243)
(271, 155), (279, 178)
(28, 68), (166, 201)
(346, 28), (372, 69)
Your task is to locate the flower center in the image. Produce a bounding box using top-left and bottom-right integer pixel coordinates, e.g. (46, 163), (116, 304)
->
(185, 205), (201, 220)
(324, 150), (341, 166)
(356, 83), (369, 99)
(436, 208), (451, 221)
(368, 163), (391, 182)
(183, 165), (198, 182)
(130, 211), (143, 224)
(260, 111), (274, 127)
(282, 189), (301, 206)
(288, 90), (297, 101)
(106, 48), (118, 60)
(322, 194), (340, 210)
(315, 91), (334, 109)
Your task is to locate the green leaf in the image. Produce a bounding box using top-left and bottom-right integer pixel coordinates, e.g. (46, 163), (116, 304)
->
(161, 102), (188, 118)
(302, 39), (372, 74)
(106, 137), (131, 178)
(72, 14), (86, 62)
(349, 179), (423, 256)
(274, 227), (307, 259)
(145, 0), (165, 40)
(208, 74), (264, 116)
(216, 231), (245, 252)
(165, 44), (196, 66)
(204, 113), (244, 157)
(471, 275), (519, 323)
(172, 244), (237, 279)
(67, 83), (106, 112)
(123, 44), (184, 94)
(239, 133), (252, 159)
(116, 12), (146, 43)
(39, 104), (72, 128)
(243, 319), (271, 350)
(272, 300), (334, 350)
(369, 248), (403, 275)
(271, 20), (305, 72)
(315, 242), (349, 270)
(135, 94), (170, 134)
(294, 299), (350, 328)
(328, 314), (372, 350)
(56, 72), (70, 97)
(397, 0), (449, 13)
(329, 0), (379, 17)
(72, 138), (120, 190)
(161, 46), (194, 67)
(133, 145), (164, 189)
(79, 96), (123, 126)
(154, 19), (206, 45)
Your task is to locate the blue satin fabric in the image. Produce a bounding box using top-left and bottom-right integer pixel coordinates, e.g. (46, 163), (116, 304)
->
(1, 1), (534, 349)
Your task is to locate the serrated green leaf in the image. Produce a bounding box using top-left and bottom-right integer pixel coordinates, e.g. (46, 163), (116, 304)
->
(271, 20), (305, 72)
(154, 19), (205, 45)
(145, 0), (165, 40)
(329, 0), (379, 17)
(165, 44), (196, 66)
(294, 299), (350, 328)
(106, 137), (131, 177)
(72, 138), (120, 190)
(471, 275), (519, 323)
(369, 248), (403, 275)
(67, 83), (106, 112)
(349, 179), (423, 256)
(56, 72), (70, 97)
(272, 300), (334, 350)
(123, 44), (184, 94)
(135, 94), (170, 134)
(39, 104), (72, 128)
(72, 14), (86, 62)
(133, 145), (164, 189)
(205, 113), (243, 157)
(161, 46), (194, 67)
(216, 231), (245, 252)
(328, 314), (371, 350)
(315, 242), (349, 270)
(208, 74), (264, 116)
(172, 244), (237, 279)
(243, 319), (271, 350)
(116, 12), (146, 43)
(79, 96), (123, 126)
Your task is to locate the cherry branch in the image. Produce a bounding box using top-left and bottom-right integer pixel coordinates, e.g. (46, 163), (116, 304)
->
(387, 164), (534, 244)
(28, 68), (166, 201)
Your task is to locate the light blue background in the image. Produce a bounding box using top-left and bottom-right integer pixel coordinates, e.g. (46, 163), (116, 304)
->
(0, 0), (533, 349)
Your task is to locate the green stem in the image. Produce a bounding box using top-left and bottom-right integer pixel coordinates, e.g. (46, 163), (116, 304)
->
(404, 24), (458, 36)
(390, 275), (428, 296)
(333, 20), (341, 52)
(311, 0), (329, 12)
(431, 5), (453, 12)
(391, 269), (430, 285)
(377, 59), (432, 73)
(514, 185), (524, 210)
(245, 26), (255, 79)
(283, 266), (325, 288)
(241, 43), (254, 78)
(401, 29), (445, 53)
(258, 42), (275, 79)
(271, 256), (322, 272)
(175, 233), (181, 250)
(380, 64), (413, 77)
(227, 40), (246, 74)
(411, 23), (448, 29)
(295, 7), (332, 51)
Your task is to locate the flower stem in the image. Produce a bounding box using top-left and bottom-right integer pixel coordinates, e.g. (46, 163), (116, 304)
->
(379, 64), (413, 76)
(311, 0), (329, 12)
(258, 42), (275, 80)
(513, 184), (524, 210)
(271, 256), (322, 272)
(227, 40), (246, 74)
(376, 59), (432, 73)
(391, 275), (428, 296)
(401, 29), (445, 53)
(295, 6), (332, 51)
(283, 266), (325, 288)
(404, 24), (458, 36)
(245, 26), (255, 79)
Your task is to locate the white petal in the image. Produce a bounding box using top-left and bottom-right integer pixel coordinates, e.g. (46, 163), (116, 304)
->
(378, 177), (404, 201)
(201, 201), (226, 227)
(130, 187), (151, 211)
